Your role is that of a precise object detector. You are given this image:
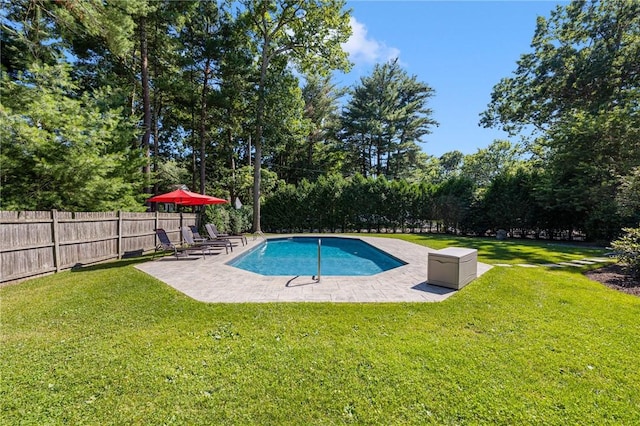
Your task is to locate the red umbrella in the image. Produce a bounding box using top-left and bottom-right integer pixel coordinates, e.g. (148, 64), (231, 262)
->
(180, 194), (228, 205)
(147, 189), (228, 206)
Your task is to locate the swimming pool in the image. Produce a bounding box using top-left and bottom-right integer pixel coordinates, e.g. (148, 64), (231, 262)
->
(227, 237), (406, 276)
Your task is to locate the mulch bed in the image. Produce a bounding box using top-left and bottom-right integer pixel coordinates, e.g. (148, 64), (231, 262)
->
(584, 264), (640, 297)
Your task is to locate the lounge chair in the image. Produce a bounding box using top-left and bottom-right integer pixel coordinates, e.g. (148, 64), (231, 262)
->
(188, 225), (233, 252)
(205, 223), (247, 246)
(181, 226), (230, 254)
(154, 228), (206, 259)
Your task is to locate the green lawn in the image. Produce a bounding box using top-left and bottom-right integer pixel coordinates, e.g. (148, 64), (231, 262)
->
(377, 232), (609, 265)
(2, 235), (639, 424)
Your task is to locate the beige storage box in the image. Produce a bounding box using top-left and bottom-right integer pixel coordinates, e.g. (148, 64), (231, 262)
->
(428, 247), (478, 289)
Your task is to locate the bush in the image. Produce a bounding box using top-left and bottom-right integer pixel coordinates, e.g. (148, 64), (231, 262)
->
(203, 205), (253, 234)
(229, 206), (253, 234)
(203, 205), (230, 233)
(611, 226), (640, 277)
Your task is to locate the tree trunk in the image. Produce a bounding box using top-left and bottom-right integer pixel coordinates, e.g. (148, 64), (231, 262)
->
(189, 70), (198, 192)
(253, 136), (262, 232)
(151, 17), (161, 201)
(139, 16), (151, 195)
(253, 36), (270, 233)
(376, 137), (382, 177)
(229, 129), (236, 204)
(151, 102), (161, 205)
(199, 58), (211, 194)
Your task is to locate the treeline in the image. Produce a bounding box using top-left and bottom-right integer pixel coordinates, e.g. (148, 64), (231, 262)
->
(262, 167), (638, 243)
(1, 1), (639, 242)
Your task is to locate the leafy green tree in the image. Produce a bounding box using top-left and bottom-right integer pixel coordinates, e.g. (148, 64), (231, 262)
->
(207, 8), (257, 204)
(239, 0), (352, 232)
(481, 0), (640, 240)
(174, 1), (222, 194)
(616, 167), (640, 222)
(262, 182), (298, 232)
(49, 0), (155, 192)
(1, 0), (64, 72)
(461, 140), (523, 188)
(0, 64), (145, 211)
(435, 150), (464, 183)
(294, 178), (315, 232)
(309, 174), (346, 232)
(415, 181), (437, 231)
(262, 67), (310, 182)
(154, 160), (190, 194)
(385, 179), (412, 232)
(340, 173), (369, 231)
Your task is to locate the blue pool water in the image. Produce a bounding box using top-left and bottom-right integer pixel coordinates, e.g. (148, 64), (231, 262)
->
(228, 237), (406, 276)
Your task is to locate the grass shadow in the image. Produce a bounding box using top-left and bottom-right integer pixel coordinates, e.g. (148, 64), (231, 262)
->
(70, 253), (161, 273)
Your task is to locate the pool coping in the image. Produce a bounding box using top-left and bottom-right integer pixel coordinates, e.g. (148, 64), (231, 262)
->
(134, 235), (493, 303)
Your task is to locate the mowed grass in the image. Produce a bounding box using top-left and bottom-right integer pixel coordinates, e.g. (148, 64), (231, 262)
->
(377, 232), (609, 265)
(2, 237), (639, 425)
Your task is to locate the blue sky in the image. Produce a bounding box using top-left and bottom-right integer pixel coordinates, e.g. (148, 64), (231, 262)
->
(338, 1), (566, 158)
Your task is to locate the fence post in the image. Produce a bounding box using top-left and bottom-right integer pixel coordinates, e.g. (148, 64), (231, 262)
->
(52, 209), (61, 272)
(117, 210), (123, 259)
(154, 210), (159, 249)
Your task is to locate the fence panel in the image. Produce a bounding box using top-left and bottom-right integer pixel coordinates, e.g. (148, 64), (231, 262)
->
(0, 210), (195, 284)
(58, 212), (119, 269)
(0, 211), (56, 282)
(121, 212), (157, 255)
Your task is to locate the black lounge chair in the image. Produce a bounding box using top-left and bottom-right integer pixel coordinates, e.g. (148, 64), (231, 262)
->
(154, 228), (206, 259)
(188, 225), (233, 252)
(181, 226), (231, 254)
(205, 223), (247, 246)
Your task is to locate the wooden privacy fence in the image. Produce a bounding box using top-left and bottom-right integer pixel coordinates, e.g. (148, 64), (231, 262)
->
(0, 210), (197, 284)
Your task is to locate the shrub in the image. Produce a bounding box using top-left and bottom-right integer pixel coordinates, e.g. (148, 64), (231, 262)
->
(204, 205), (231, 233)
(202, 205), (253, 234)
(229, 206), (253, 234)
(611, 226), (640, 277)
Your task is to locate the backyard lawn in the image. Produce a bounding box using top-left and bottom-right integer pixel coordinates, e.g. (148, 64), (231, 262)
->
(2, 234), (639, 424)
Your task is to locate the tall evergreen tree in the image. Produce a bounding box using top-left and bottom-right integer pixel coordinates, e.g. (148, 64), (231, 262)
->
(341, 59), (437, 179)
(0, 64), (145, 211)
(294, 74), (346, 182)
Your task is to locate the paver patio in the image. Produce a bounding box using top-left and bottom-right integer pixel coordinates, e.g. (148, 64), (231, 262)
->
(135, 235), (493, 303)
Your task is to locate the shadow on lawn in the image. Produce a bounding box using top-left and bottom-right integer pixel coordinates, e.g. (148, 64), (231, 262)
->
(70, 251), (157, 273)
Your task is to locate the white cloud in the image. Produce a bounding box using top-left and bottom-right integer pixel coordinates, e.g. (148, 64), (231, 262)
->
(342, 17), (400, 65)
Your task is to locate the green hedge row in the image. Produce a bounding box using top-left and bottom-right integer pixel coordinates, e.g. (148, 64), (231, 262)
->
(262, 174), (474, 234)
(261, 172), (628, 241)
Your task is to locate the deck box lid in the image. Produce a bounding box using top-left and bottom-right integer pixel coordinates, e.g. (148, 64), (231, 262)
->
(434, 247), (477, 257)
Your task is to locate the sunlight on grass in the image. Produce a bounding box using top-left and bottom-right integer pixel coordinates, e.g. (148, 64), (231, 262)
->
(373, 232), (610, 265)
(1, 236), (638, 424)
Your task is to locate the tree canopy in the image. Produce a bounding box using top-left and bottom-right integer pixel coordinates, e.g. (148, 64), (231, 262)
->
(481, 0), (640, 240)
(1, 0), (638, 242)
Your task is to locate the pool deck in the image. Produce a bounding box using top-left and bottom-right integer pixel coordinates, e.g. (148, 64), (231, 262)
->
(135, 235), (493, 303)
